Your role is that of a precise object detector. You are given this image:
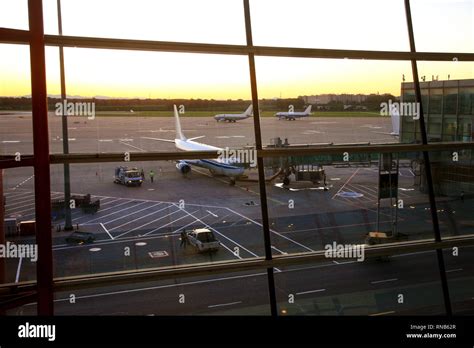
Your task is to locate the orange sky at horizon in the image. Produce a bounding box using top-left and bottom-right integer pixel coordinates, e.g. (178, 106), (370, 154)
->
(0, 0), (472, 99)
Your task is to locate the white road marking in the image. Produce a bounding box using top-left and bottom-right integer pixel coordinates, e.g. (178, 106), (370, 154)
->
(225, 207), (314, 253)
(371, 278), (398, 285)
(206, 210), (218, 218)
(73, 202), (146, 224)
(332, 168), (360, 200)
(296, 289), (326, 296)
(142, 211), (199, 236)
(271, 245), (288, 255)
(208, 301), (242, 309)
(4, 191), (32, 199)
(27, 249), (443, 306)
(446, 268), (463, 273)
(119, 141), (146, 152)
(110, 205), (176, 233)
(100, 223), (114, 240)
(11, 175), (35, 190)
(2, 140), (20, 143)
(114, 208), (183, 239)
(176, 205), (259, 258)
(370, 311), (395, 316)
(101, 202), (163, 225)
(99, 139), (113, 142)
(15, 257), (23, 283)
(26, 273), (268, 305)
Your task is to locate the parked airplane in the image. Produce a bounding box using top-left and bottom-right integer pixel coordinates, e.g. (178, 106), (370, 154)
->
(275, 105), (312, 120)
(142, 105), (245, 185)
(275, 105), (312, 121)
(214, 105), (253, 122)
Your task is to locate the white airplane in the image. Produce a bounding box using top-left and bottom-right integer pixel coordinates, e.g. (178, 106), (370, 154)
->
(214, 105), (253, 122)
(142, 105), (245, 185)
(275, 105), (312, 120)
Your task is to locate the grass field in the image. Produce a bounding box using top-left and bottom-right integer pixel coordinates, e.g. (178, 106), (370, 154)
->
(94, 110), (382, 117)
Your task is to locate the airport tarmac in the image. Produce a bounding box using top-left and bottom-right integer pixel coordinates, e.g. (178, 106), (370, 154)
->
(0, 112), (397, 155)
(1, 112), (473, 315)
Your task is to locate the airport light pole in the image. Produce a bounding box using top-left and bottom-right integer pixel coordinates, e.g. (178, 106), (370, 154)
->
(57, 0), (73, 231)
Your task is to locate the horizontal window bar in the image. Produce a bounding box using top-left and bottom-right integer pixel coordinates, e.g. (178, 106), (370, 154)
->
(1, 235), (473, 298)
(1, 142), (472, 168)
(1, 31), (473, 61)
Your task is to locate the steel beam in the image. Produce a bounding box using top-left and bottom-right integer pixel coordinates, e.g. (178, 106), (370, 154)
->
(28, 0), (54, 315)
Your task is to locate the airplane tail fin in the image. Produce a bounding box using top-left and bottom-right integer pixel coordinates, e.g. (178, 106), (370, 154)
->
(173, 105), (186, 140)
(304, 105), (312, 114)
(244, 104), (253, 116)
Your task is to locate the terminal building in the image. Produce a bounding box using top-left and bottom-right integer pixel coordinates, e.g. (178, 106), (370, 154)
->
(400, 79), (474, 196)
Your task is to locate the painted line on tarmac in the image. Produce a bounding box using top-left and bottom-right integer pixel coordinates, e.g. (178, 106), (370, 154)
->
(371, 278), (398, 285)
(370, 311), (396, 316)
(208, 301), (242, 309)
(296, 288), (325, 296)
(104, 203), (169, 227)
(75, 200), (147, 224)
(174, 204), (259, 259)
(114, 208), (183, 239)
(226, 207), (314, 253)
(119, 140), (146, 152)
(100, 223), (114, 240)
(142, 211), (199, 236)
(15, 257), (23, 283)
(332, 168), (360, 200)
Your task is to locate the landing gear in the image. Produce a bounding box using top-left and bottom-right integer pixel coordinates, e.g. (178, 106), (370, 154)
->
(229, 178), (236, 186)
(283, 176), (290, 186)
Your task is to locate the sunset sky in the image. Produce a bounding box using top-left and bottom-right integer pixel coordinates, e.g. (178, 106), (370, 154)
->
(0, 0), (472, 99)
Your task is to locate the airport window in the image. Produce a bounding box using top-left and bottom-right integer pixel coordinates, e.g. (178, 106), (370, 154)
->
(275, 251), (446, 316)
(410, 0), (474, 53)
(0, 0), (474, 342)
(0, 0), (29, 31)
(42, 0), (247, 45)
(249, 0), (410, 51)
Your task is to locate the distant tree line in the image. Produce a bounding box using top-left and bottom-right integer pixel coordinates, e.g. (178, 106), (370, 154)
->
(0, 95), (394, 112)
(0, 96), (307, 112)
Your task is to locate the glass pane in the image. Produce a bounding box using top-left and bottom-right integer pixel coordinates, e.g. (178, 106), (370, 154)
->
(17, 271), (270, 315)
(2, 167), (37, 315)
(276, 251), (446, 315)
(430, 148), (474, 238)
(0, 0), (29, 30)
(411, 0), (474, 53)
(403, 64), (474, 144)
(44, 0), (246, 45)
(50, 160), (264, 277)
(443, 247), (474, 315)
(45, 48), (254, 154)
(264, 151), (437, 258)
(250, 0), (410, 51)
(255, 57), (414, 145)
(0, 44), (33, 156)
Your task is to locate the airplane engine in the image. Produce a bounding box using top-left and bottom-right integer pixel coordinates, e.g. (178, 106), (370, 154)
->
(176, 161), (191, 174)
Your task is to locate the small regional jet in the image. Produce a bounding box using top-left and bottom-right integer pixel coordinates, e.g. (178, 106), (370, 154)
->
(214, 105), (253, 122)
(142, 105), (245, 185)
(275, 105), (312, 120)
